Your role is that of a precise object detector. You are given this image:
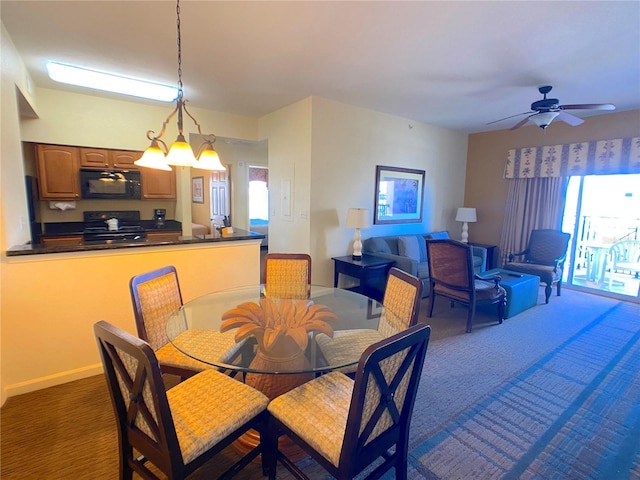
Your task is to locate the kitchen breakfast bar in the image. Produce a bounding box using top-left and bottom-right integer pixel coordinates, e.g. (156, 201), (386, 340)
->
(2, 230), (264, 403)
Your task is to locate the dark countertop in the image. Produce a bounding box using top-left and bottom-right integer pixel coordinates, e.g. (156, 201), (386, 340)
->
(6, 228), (265, 257)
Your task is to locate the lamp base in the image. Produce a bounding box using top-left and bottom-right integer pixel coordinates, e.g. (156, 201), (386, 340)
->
(352, 254), (363, 261)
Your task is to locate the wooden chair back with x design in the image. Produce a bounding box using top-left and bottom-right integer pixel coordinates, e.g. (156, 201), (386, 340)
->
(94, 320), (269, 480)
(267, 323), (431, 480)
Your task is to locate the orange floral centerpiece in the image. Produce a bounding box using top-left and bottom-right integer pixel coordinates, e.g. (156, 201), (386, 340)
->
(220, 297), (338, 398)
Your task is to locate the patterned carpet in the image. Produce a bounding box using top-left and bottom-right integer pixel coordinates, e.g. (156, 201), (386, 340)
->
(1, 289), (638, 479)
(411, 300), (640, 479)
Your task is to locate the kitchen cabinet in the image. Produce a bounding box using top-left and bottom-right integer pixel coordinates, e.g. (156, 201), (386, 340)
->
(146, 231), (181, 242)
(40, 235), (84, 247)
(80, 148), (140, 170)
(36, 144), (80, 200)
(141, 168), (177, 199)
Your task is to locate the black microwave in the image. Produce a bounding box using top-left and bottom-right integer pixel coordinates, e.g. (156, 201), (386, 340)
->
(80, 169), (142, 200)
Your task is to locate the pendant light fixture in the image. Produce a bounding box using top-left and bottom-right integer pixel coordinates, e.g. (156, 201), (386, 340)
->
(135, 0), (225, 172)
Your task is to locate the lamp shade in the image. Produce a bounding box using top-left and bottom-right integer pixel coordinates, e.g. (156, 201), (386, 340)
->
(197, 146), (226, 171)
(529, 111), (559, 129)
(166, 134), (198, 167)
(134, 142), (172, 171)
(346, 208), (370, 229)
(455, 207), (477, 223)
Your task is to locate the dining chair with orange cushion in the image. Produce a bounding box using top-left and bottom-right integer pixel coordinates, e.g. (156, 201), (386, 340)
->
(426, 239), (506, 333)
(262, 253), (312, 299)
(266, 323), (431, 480)
(94, 320), (269, 480)
(129, 265), (243, 379)
(315, 267), (423, 375)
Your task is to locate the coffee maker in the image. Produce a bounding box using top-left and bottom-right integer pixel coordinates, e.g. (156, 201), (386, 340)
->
(153, 208), (166, 227)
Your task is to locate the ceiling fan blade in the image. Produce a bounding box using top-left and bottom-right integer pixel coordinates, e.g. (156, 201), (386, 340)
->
(560, 103), (616, 111)
(487, 111), (532, 125)
(557, 111), (584, 126)
(510, 116), (532, 130)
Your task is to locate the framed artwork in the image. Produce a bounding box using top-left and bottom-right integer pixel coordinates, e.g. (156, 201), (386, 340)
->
(192, 176), (204, 203)
(373, 165), (425, 224)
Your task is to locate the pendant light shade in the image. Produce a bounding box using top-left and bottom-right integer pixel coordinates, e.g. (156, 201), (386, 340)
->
(134, 140), (172, 171)
(197, 143), (226, 171)
(166, 134), (197, 167)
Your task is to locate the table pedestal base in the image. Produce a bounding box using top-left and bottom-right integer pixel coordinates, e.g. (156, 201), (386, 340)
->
(235, 347), (314, 462)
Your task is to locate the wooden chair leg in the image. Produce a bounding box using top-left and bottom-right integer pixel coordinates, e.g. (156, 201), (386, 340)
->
(466, 307), (474, 333)
(428, 294), (436, 318)
(544, 283), (552, 304)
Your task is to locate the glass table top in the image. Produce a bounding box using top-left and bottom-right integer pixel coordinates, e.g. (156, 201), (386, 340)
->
(166, 285), (384, 375)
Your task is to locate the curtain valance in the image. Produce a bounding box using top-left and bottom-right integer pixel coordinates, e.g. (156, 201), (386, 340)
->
(504, 136), (640, 178)
(248, 166), (268, 184)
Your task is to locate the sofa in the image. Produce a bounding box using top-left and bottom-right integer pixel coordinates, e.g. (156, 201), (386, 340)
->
(362, 231), (487, 297)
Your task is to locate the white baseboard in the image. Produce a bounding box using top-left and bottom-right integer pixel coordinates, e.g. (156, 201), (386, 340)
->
(2, 364), (104, 402)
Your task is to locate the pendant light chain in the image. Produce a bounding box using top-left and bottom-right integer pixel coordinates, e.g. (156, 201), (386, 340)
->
(176, 0), (183, 94)
(135, 0), (225, 171)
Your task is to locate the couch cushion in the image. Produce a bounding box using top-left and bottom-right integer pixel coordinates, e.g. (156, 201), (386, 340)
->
(416, 262), (430, 280)
(363, 237), (392, 254)
(398, 236), (421, 262)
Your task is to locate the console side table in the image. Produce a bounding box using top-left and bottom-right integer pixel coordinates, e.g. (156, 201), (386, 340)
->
(332, 254), (395, 302)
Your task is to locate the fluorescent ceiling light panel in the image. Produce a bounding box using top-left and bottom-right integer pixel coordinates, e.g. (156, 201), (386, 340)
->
(46, 62), (178, 102)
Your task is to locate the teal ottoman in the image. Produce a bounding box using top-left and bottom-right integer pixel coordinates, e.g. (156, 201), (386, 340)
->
(483, 268), (539, 318)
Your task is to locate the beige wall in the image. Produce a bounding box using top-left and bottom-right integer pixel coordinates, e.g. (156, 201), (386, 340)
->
(258, 98), (313, 255)
(309, 97), (469, 285)
(465, 110), (640, 252)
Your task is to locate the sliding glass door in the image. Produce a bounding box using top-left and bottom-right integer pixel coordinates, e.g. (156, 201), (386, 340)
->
(562, 174), (640, 302)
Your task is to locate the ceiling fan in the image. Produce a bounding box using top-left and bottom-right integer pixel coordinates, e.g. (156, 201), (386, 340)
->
(488, 86), (616, 130)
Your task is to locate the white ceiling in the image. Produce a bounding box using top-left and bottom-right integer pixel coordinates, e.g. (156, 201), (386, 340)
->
(2, 1), (639, 134)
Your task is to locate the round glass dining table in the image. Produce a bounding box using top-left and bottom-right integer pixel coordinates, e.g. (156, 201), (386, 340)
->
(166, 284), (383, 459)
(166, 285), (383, 380)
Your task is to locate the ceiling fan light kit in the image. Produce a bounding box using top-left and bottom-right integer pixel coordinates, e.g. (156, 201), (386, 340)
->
(529, 111), (559, 130)
(488, 85), (615, 131)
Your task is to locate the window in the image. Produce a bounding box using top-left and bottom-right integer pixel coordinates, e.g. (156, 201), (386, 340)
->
(249, 166), (269, 225)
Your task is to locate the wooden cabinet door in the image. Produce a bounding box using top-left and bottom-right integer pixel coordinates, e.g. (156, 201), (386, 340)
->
(79, 148), (110, 168)
(36, 144), (80, 199)
(80, 148), (140, 170)
(110, 150), (140, 170)
(146, 231), (180, 242)
(141, 168), (176, 199)
(41, 235), (84, 247)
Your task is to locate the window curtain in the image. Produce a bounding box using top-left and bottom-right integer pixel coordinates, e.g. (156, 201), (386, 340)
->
(499, 176), (569, 266)
(498, 136), (638, 266)
(249, 166), (268, 185)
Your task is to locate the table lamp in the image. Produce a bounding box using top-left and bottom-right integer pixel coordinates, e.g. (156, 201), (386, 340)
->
(346, 208), (370, 260)
(455, 207), (477, 243)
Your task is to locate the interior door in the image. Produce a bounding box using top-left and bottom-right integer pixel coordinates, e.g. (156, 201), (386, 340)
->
(210, 168), (230, 230)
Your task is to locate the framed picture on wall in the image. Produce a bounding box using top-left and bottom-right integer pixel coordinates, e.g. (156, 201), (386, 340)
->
(192, 176), (204, 203)
(374, 165), (425, 224)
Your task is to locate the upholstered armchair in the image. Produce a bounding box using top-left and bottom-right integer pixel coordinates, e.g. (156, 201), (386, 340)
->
(504, 229), (571, 304)
(426, 239), (506, 333)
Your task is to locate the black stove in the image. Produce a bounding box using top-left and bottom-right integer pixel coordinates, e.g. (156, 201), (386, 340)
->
(83, 211), (146, 243)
